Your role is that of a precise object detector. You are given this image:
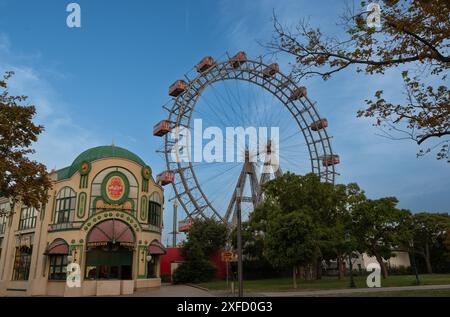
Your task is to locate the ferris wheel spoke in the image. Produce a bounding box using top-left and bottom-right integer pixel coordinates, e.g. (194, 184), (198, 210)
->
(214, 82), (245, 127)
(222, 79), (253, 128)
(197, 93), (233, 128)
(208, 82), (239, 127)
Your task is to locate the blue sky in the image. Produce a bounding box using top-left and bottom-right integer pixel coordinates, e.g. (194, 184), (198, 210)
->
(0, 0), (448, 244)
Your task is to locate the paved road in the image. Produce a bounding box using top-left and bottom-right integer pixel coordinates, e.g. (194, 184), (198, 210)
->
(127, 284), (214, 297)
(125, 283), (450, 297)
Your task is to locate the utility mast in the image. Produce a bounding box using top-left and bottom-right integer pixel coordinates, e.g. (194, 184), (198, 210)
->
(172, 199), (178, 247)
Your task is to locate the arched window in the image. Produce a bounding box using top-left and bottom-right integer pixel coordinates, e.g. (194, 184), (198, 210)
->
(89, 167), (138, 215)
(46, 239), (70, 281)
(148, 192), (161, 227)
(55, 187), (76, 224)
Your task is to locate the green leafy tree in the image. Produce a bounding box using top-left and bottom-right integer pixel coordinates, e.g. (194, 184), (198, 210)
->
(252, 173), (341, 287)
(231, 221), (265, 261)
(267, 0), (449, 161)
(185, 218), (228, 256)
(443, 228), (450, 259)
(352, 197), (412, 278)
(411, 212), (450, 273)
(331, 183), (367, 279)
(269, 205), (320, 287)
(0, 71), (51, 210)
(172, 218), (227, 284)
(172, 243), (217, 284)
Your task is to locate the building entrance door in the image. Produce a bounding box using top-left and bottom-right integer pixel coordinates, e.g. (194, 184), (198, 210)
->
(85, 219), (135, 280)
(85, 242), (133, 280)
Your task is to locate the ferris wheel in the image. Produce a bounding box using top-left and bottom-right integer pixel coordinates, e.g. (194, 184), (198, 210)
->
(154, 52), (339, 227)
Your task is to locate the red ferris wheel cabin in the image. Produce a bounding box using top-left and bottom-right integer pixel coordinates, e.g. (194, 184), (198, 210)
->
(168, 80), (187, 97)
(196, 56), (215, 73)
(153, 120), (171, 137)
(229, 51), (247, 68)
(262, 63), (279, 78)
(310, 118), (329, 131)
(322, 155), (340, 167)
(289, 86), (308, 100)
(178, 217), (193, 232)
(156, 171), (174, 186)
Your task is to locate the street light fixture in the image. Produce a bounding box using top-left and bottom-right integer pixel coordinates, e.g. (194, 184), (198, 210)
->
(235, 187), (243, 297)
(345, 232), (356, 288)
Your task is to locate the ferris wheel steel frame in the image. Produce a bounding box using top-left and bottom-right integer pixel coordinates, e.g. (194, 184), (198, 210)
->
(161, 54), (337, 225)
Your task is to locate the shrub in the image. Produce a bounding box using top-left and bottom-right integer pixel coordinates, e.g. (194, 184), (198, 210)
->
(388, 265), (413, 275)
(173, 219), (227, 284)
(172, 259), (217, 284)
(160, 272), (171, 283)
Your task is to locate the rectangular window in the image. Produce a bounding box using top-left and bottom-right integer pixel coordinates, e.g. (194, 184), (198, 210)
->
(12, 245), (33, 280)
(148, 202), (161, 227)
(48, 255), (68, 280)
(55, 190), (76, 224)
(19, 207), (37, 231)
(0, 202), (10, 234)
(0, 214), (7, 235)
(0, 237), (3, 262)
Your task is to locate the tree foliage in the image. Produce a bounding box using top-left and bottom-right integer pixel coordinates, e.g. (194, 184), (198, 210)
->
(351, 197), (412, 278)
(267, 0), (449, 161)
(251, 173), (354, 285)
(172, 218), (227, 284)
(0, 71), (51, 211)
(250, 172), (430, 282)
(411, 212), (450, 273)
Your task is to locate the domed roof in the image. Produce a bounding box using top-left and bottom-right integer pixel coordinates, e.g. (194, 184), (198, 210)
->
(57, 145), (146, 180)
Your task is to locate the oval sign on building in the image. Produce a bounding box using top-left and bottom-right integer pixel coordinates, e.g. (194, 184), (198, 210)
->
(107, 176), (124, 200)
(102, 172), (130, 204)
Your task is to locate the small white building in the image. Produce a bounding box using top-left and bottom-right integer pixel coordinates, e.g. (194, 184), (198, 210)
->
(323, 251), (411, 274)
(351, 251), (411, 271)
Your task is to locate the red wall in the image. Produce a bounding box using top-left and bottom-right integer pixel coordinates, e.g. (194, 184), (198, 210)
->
(160, 247), (227, 279)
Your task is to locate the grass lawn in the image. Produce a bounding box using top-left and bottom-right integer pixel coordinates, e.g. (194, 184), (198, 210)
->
(197, 274), (450, 292)
(347, 289), (450, 297)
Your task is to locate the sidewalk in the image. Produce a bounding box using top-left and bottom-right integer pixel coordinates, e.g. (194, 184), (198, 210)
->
(253, 284), (450, 297)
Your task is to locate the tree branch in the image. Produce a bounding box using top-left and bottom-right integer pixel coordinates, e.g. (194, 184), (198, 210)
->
(417, 131), (450, 145)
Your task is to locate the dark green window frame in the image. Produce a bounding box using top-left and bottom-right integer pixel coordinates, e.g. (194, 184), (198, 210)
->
(0, 237), (3, 262)
(48, 255), (68, 280)
(0, 202), (10, 234)
(19, 207), (37, 231)
(148, 202), (161, 227)
(55, 187), (76, 224)
(0, 214), (7, 234)
(12, 245), (33, 281)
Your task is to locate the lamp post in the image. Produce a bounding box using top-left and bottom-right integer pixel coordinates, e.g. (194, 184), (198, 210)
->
(410, 240), (420, 285)
(348, 253), (356, 288)
(236, 187), (243, 297)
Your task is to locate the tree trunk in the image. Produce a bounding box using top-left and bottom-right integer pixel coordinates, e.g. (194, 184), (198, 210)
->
(375, 254), (388, 279)
(308, 264), (314, 280)
(292, 266), (297, 289)
(337, 254), (344, 280)
(425, 242), (433, 274)
(299, 265), (305, 280)
(316, 258), (322, 280)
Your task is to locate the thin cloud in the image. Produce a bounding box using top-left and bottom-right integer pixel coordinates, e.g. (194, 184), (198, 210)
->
(0, 32), (103, 170)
